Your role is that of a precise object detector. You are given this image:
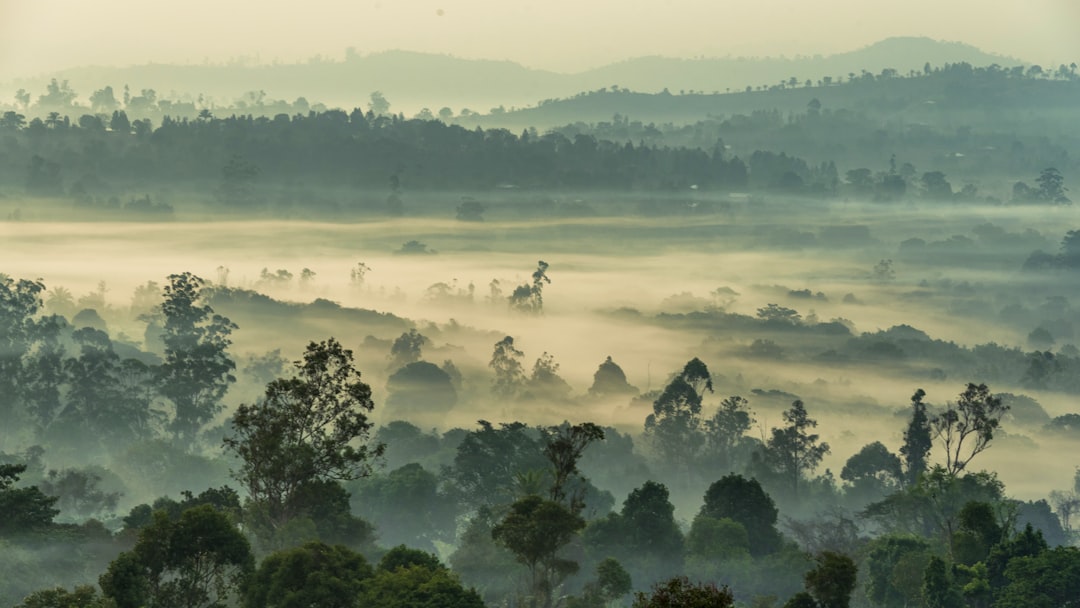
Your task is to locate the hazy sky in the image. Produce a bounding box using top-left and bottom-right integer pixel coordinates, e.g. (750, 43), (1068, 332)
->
(1, 0), (1078, 77)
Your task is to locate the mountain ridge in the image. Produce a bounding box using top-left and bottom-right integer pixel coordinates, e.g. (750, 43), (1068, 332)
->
(2, 37), (1026, 114)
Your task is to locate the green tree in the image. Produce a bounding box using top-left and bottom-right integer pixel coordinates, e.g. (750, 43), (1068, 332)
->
(350, 463), (457, 551)
(378, 545), (444, 573)
(15, 586), (114, 608)
(525, 352), (574, 401)
(0, 463), (59, 536)
(242, 542), (371, 608)
(632, 576), (734, 608)
(703, 395), (755, 471)
(996, 546), (1080, 608)
(224, 338), (383, 531)
(951, 501), (1004, 565)
(764, 400), (830, 497)
(541, 422), (605, 512)
(922, 556), (963, 608)
(490, 336), (526, 398)
(157, 273), (236, 447)
(359, 563), (484, 608)
(587, 356), (638, 396)
(101, 505), (253, 608)
(864, 535), (933, 608)
(585, 481), (685, 589)
(385, 361), (457, 416)
(840, 441), (902, 505)
(1035, 167), (1069, 204)
(900, 389), (932, 487)
(699, 474), (782, 556)
(492, 494), (585, 608)
(803, 551), (857, 608)
(930, 384), (1008, 476)
(509, 261), (551, 314)
(644, 358), (713, 477)
(442, 420), (547, 511)
(685, 515), (750, 561)
(387, 329), (427, 369)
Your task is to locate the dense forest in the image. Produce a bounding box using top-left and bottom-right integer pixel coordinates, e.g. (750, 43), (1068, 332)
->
(1, 61), (1076, 221)
(2, 256), (1080, 608)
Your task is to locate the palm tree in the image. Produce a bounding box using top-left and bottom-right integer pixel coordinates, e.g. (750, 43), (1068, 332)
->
(0, 111), (26, 130)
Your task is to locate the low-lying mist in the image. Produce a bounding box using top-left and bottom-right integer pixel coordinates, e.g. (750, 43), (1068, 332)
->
(3, 196), (1078, 511)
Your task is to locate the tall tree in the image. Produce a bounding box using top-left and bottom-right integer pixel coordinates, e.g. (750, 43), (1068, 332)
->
(509, 261), (551, 314)
(100, 505), (253, 608)
(644, 358), (712, 477)
(765, 400), (830, 497)
(900, 388), (932, 486)
(703, 395), (755, 471)
(930, 384), (1009, 476)
(157, 273), (236, 447)
(224, 338), (383, 529)
(541, 422), (605, 512)
(699, 474), (782, 556)
(492, 495), (585, 608)
(803, 551), (858, 608)
(490, 336), (526, 398)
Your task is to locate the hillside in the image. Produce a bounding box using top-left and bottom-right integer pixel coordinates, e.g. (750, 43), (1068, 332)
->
(2, 37), (1024, 115)
(468, 63), (1080, 132)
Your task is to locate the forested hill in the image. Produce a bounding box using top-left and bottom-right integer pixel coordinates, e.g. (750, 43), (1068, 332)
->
(469, 62), (1080, 130)
(4, 37), (1019, 114)
(1, 87), (1073, 219)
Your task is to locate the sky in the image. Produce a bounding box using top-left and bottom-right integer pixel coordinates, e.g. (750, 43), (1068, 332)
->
(1, 0), (1078, 78)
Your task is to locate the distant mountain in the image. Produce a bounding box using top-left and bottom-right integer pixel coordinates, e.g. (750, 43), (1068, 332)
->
(2, 37), (1024, 115)
(470, 62), (1077, 132)
(577, 37), (1020, 95)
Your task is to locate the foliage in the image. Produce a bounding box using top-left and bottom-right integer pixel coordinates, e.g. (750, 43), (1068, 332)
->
(699, 474), (781, 556)
(509, 261), (551, 314)
(763, 401), (830, 497)
(442, 420), (548, 511)
(644, 358), (713, 477)
(359, 563), (484, 608)
(802, 551), (857, 608)
(840, 442), (902, 506)
(491, 495), (585, 608)
(929, 383), (1008, 475)
(100, 505), (253, 608)
(385, 361), (457, 415)
(631, 576), (734, 608)
(489, 336), (526, 398)
(900, 388), (932, 487)
(588, 356), (638, 396)
(703, 395), (755, 472)
(224, 338), (383, 530)
(525, 352), (574, 401)
(15, 586), (116, 608)
(996, 546), (1080, 608)
(863, 535), (933, 608)
(921, 556), (963, 608)
(584, 481), (685, 589)
(387, 329), (427, 369)
(686, 515), (750, 561)
(242, 542), (371, 608)
(377, 545), (444, 573)
(0, 463), (60, 536)
(157, 273), (236, 447)
(350, 464), (457, 551)
(540, 422), (605, 512)
(448, 507), (521, 605)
